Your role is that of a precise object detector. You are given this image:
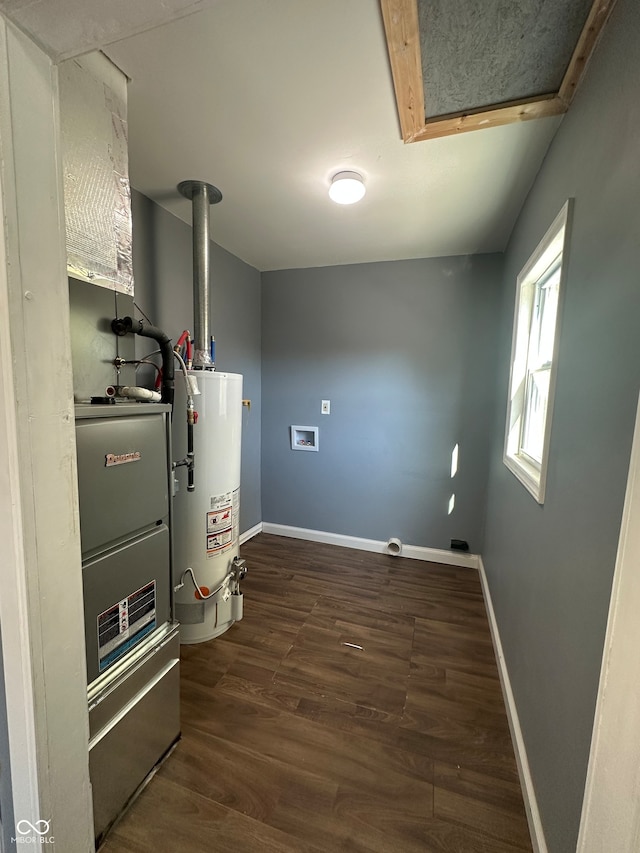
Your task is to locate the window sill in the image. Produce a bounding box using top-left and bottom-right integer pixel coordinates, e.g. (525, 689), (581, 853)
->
(503, 451), (546, 504)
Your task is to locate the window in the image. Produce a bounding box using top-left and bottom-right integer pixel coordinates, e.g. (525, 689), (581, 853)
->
(504, 200), (572, 503)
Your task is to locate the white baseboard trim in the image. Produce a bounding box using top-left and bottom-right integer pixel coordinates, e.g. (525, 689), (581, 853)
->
(478, 557), (547, 853)
(239, 522), (263, 545)
(261, 522), (479, 569)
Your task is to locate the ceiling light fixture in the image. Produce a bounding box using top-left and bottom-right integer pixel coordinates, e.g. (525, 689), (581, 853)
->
(329, 171), (366, 205)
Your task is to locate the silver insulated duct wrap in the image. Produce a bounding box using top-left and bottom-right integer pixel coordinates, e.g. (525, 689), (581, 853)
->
(177, 180), (223, 367)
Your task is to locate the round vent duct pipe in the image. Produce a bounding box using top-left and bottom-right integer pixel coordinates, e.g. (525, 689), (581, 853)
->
(178, 180), (222, 368)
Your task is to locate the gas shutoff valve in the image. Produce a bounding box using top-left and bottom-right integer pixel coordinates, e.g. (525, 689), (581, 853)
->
(231, 556), (248, 588)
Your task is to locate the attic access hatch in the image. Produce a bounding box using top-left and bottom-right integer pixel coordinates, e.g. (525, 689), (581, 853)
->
(381, 0), (617, 142)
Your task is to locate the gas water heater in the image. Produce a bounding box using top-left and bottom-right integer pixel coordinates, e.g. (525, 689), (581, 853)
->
(173, 370), (244, 641)
(171, 179), (246, 643)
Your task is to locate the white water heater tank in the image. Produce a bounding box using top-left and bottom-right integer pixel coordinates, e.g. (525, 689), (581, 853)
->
(173, 370), (243, 643)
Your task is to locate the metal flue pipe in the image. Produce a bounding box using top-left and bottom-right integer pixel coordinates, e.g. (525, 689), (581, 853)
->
(177, 179), (222, 368)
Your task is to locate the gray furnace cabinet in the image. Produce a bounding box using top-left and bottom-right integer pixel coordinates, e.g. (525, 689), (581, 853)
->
(75, 402), (180, 844)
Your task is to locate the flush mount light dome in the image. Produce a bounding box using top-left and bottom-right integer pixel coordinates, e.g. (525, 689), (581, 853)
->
(329, 171), (366, 205)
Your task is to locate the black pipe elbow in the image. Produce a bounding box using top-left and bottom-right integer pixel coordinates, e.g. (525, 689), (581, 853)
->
(112, 316), (175, 407)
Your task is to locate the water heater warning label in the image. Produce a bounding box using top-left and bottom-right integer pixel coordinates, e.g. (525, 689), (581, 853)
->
(207, 507), (232, 533)
(207, 529), (233, 551)
(206, 489), (239, 557)
(97, 581), (156, 672)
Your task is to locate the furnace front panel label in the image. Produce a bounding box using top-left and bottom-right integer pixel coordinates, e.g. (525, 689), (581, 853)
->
(105, 451), (141, 467)
(97, 580), (156, 672)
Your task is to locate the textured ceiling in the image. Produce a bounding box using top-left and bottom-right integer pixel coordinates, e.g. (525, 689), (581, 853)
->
(104, 0), (562, 271)
(0, 0), (222, 61)
(1, 0), (567, 271)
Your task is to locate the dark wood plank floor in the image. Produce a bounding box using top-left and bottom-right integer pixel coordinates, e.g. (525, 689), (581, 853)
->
(101, 533), (532, 853)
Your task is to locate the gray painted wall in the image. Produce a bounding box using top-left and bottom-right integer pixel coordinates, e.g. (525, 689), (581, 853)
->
(131, 190), (262, 533)
(261, 255), (502, 551)
(482, 0), (640, 850)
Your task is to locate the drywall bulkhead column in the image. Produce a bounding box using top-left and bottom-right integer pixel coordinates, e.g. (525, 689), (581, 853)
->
(0, 16), (94, 852)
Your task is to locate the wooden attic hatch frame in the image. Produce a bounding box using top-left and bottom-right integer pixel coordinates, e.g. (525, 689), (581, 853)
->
(380, 0), (618, 142)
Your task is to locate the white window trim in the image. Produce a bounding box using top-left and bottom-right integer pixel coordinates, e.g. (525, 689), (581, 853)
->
(503, 199), (573, 503)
